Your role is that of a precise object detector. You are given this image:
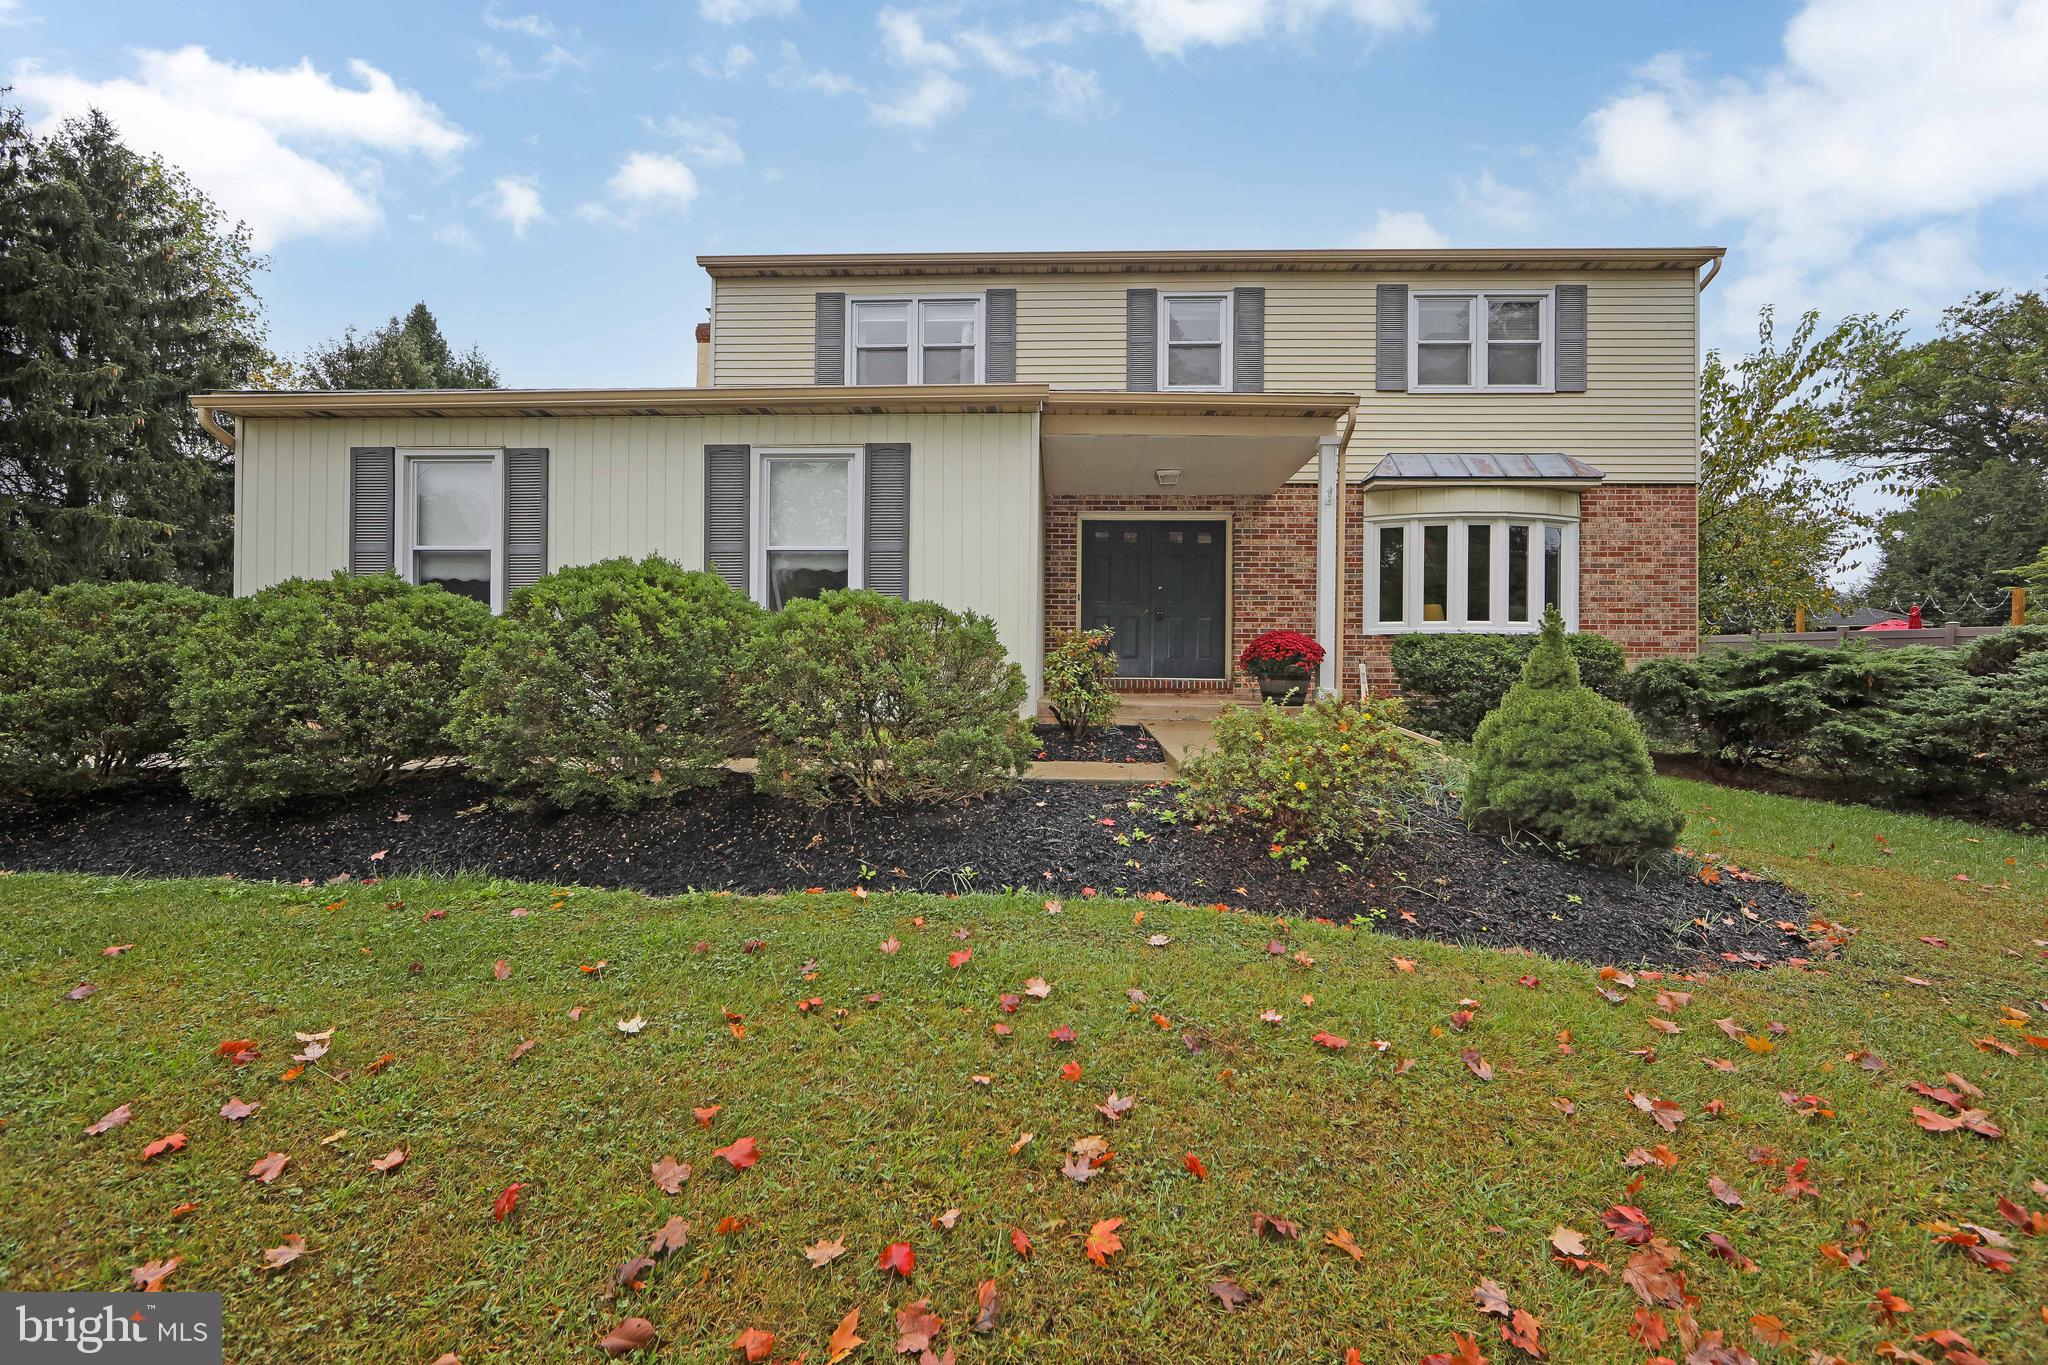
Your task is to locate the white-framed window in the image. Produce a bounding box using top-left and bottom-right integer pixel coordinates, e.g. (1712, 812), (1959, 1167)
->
(397, 448), (503, 611)
(847, 295), (984, 385)
(1410, 290), (1553, 391)
(755, 447), (864, 610)
(1158, 292), (1231, 390)
(1365, 515), (1577, 633)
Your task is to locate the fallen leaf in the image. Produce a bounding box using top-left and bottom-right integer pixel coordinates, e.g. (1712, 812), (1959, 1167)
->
(1209, 1277), (1252, 1310)
(598, 1317), (656, 1357)
(973, 1277), (1000, 1333)
(248, 1151), (289, 1184)
(261, 1234), (308, 1271)
(947, 948), (972, 969)
(615, 1016), (646, 1035)
(130, 1256), (180, 1292)
(1472, 1278), (1512, 1317)
(713, 1136), (760, 1171)
(694, 1104), (721, 1128)
(1872, 1287), (1911, 1324)
(1311, 1031), (1349, 1049)
(1708, 1175), (1746, 1208)
(648, 1216), (689, 1257)
(896, 1299), (945, 1354)
(1084, 1217), (1124, 1267)
(85, 1104), (133, 1136)
(492, 959), (510, 981)
(878, 1241), (915, 1278)
(370, 1149), (406, 1173)
(651, 1156), (692, 1193)
(1601, 1205), (1654, 1245)
(510, 1038), (537, 1062)
(492, 1182), (523, 1221)
(220, 1097), (258, 1122)
(804, 1238), (847, 1267)
(1324, 1226), (1365, 1261)
(1252, 1211), (1301, 1241)
(1010, 1226), (1032, 1258)
(826, 1308), (863, 1364)
(1549, 1226), (1589, 1257)
(1705, 1230), (1758, 1271)
(731, 1328), (775, 1362)
(1750, 1313), (1794, 1348)
(1096, 1091), (1136, 1122)
(1182, 1152), (1208, 1180)
(1462, 1049), (1494, 1081)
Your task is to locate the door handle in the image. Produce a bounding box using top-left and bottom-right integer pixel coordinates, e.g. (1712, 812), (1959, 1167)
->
(1152, 610), (1164, 620)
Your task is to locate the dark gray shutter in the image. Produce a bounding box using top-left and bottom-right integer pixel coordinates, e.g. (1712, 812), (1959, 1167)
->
(814, 292), (847, 385)
(984, 289), (1017, 383)
(1375, 284), (1408, 392)
(1554, 284), (1588, 393)
(348, 446), (396, 575)
(1125, 288), (1158, 391)
(1231, 286), (1265, 392)
(705, 444), (750, 596)
(504, 448), (548, 593)
(864, 443), (910, 599)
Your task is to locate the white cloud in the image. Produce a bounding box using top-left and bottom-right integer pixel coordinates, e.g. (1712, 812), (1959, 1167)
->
(649, 113), (745, 167)
(1086, 0), (1432, 58)
(879, 7), (960, 68)
(434, 221), (479, 249)
(869, 72), (970, 129)
(1044, 64), (1115, 121)
(474, 4), (587, 86)
(771, 40), (859, 96)
(956, 28), (1035, 77)
(1453, 169), (1540, 235)
(691, 43), (757, 80)
(1352, 209), (1448, 248)
(490, 174), (546, 236)
(0, 0), (31, 25)
(700, 0), (798, 23)
(482, 3), (557, 40)
(10, 45), (469, 248)
(1582, 0), (2048, 336)
(607, 151), (699, 207)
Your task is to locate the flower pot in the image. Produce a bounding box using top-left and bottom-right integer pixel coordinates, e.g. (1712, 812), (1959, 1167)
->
(1258, 674), (1309, 704)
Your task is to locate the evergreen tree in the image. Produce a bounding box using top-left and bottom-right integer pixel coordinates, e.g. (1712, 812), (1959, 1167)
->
(295, 302), (499, 390)
(1864, 459), (2048, 623)
(0, 105), (272, 595)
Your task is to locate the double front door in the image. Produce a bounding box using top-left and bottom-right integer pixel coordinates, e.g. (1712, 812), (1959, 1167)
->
(1080, 519), (1227, 679)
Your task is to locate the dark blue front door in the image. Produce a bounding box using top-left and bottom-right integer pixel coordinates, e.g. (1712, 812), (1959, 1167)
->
(1079, 519), (1227, 678)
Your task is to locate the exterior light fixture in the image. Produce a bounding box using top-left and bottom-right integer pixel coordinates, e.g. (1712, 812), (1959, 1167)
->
(1154, 468), (1182, 487)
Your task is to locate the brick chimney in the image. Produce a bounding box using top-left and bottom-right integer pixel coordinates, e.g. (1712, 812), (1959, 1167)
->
(694, 321), (712, 386)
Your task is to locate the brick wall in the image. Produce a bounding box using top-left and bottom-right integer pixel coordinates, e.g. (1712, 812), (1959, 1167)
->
(1043, 490), (1318, 700)
(1044, 483), (1696, 701)
(1348, 483), (1699, 695)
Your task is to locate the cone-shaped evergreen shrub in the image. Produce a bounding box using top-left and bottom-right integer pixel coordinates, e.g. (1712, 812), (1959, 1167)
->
(1463, 607), (1681, 865)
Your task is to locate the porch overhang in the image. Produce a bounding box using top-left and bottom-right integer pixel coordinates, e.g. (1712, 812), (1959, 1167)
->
(1039, 391), (1356, 496)
(1361, 452), (1608, 490)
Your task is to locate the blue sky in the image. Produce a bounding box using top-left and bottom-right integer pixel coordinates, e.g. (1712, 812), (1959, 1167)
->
(9, 0), (2047, 387)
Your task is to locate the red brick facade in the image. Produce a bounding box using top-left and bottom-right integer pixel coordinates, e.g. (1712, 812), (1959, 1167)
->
(1045, 483), (1697, 701)
(1043, 490), (1319, 701)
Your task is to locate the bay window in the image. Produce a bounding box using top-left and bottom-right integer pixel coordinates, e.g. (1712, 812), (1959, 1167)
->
(756, 448), (862, 609)
(399, 449), (502, 610)
(1159, 292), (1230, 390)
(1410, 290), (1553, 391)
(848, 296), (983, 384)
(1365, 516), (1577, 633)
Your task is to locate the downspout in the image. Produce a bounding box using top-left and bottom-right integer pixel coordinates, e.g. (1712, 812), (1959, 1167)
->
(192, 401), (236, 452)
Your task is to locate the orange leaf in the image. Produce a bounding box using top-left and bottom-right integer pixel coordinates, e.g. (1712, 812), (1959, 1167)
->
(491, 1182), (523, 1221)
(140, 1131), (187, 1162)
(712, 1136), (760, 1171)
(1182, 1152), (1208, 1181)
(878, 1241), (915, 1277)
(948, 948), (972, 969)
(694, 1104), (721, 1128)
(1084, 1217), (1124, 1268)
(826, 1308), (863, 1364)
(248, 1151), (290, 1184)
(731, 1328), (774, 1361)
(1010, 1226), (1032, 1258)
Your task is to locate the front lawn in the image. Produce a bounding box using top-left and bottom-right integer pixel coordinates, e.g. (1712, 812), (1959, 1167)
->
(1, 780), (2043, 1363)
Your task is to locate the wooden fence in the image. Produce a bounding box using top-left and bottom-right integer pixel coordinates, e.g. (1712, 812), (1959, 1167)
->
(1702, 623), (2004, 652)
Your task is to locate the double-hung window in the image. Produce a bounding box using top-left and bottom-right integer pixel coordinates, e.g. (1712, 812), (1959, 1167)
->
(756, 448), (863, 610)
(398, 449), (502, 610)
(849, 296), (983, 384)
(1366, 516), (1577, 633)
(1411, 290), (1553, 391)
(1158, 292), (1230, 390)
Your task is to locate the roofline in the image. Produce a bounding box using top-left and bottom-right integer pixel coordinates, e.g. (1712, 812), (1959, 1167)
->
(697, 247), (1727, 279)
(188, 385), (1360, 449)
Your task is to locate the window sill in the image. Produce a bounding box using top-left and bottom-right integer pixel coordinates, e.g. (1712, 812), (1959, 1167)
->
(1405, 385), (1557, 396)
(1365, 621), (1552, 636)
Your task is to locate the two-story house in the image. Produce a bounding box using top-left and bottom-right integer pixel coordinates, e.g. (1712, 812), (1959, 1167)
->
(195, 245), (1721, 708)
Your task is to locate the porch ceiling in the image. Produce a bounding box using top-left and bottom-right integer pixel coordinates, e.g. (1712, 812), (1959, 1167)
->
(1039, 391), (1354, 496)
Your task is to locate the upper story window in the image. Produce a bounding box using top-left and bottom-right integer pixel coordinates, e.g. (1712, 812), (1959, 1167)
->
(1411, 290), (1553, 391)
(849, 296), (983, 384)
(399, 449), (503, 610)
(1159, 292), (1231, 390)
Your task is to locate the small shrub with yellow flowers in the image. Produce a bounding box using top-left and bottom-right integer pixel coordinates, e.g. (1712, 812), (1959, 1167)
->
(1174, 695), (1424, 866)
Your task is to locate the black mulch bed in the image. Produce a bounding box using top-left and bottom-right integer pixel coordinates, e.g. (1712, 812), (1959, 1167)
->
(0, 773), (1819, 969)
(1030, 723), (1165, 765)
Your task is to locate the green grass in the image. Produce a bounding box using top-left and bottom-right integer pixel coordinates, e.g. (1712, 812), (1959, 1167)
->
(1, 779), (2044, 1363)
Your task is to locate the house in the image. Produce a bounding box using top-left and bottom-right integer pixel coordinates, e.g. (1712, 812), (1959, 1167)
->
(192, 245), (1720, 707)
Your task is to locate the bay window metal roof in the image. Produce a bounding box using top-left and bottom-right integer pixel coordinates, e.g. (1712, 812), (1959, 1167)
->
(1364, 452), (1607, 483)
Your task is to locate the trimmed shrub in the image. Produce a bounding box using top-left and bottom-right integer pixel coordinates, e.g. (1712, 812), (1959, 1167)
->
(1176, 695), (1421, 864)
(450, 557), (762, 810)
(1465, 607), (1682, 865)
(1390, 630), (1629, 739)
(1957, 624), (2048, 676)
(741, 590), (1035, 804)
(173, 573), (491, 809)
(1043, 627), (1120, 740)
(0, 581), (211, 795)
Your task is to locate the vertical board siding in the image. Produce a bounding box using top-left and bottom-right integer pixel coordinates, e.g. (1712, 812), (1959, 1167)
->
(234, 410), (1042, 702)
(710, 269), (1701, 483)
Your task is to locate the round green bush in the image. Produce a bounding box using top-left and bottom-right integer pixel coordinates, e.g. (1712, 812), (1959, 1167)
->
(1390, 629), (1629, 740)
(450, 557), (762, 810)
(1956, 624), (2048, 676)
(741, 590), (1034, 805)
(1464, 607), (1682, 865)
(0, 581), (211, 795)
(172, 573), (491, 809)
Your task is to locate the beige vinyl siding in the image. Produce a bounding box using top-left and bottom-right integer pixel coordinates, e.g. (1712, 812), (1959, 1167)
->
(234, 411), (1044, 702)
(711, 269), (1701, 484)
